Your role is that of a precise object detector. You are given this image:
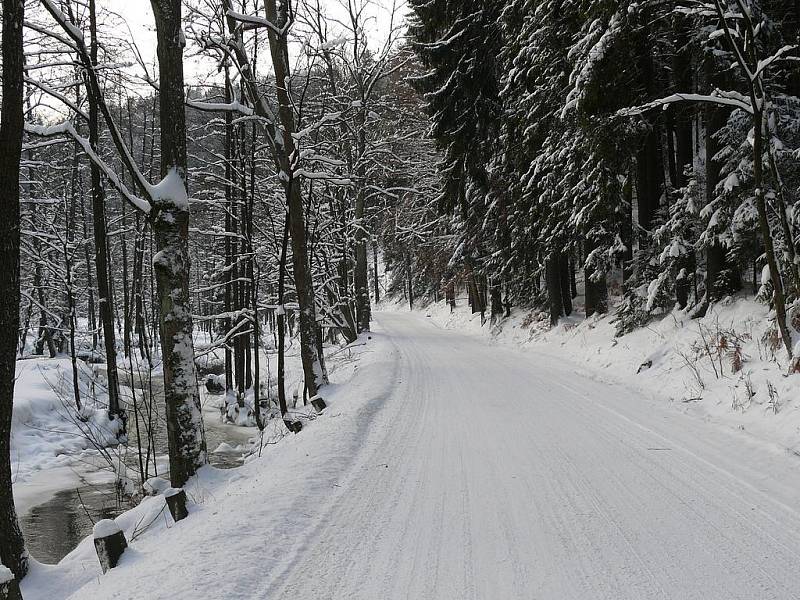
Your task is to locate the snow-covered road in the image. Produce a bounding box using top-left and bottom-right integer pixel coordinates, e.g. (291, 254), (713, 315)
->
(271, 311), (800, 599)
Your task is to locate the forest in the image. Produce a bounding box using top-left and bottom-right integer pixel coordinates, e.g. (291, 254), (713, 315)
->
(405, 0), (800, 343)
(3, 0), (800, 599)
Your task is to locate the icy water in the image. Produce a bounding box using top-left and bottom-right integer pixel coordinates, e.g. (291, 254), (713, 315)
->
(20, 422), (251, 564)
(20, 366), (257, 565)
(21, 484), (121, 565)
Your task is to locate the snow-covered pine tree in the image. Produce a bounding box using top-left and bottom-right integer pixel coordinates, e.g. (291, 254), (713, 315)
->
(408, 0), (505, 316)
(616, 0), (800, 355)
(502, 0), (632, 321)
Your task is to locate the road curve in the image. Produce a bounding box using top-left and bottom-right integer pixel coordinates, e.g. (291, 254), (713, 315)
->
(270, 311), (800, 600)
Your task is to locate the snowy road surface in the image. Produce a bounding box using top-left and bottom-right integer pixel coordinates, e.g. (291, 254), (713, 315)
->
(271, 312), (800, 599)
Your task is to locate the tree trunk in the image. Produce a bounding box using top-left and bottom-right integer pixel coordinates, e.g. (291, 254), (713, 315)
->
(150, 0), (207, 488)
(753, 105), (792, 357)
(672, 22), (694, 310)
(251, 263), (263, 431)
(354, 203), (370, 332)
(545, 252), (564, 326)
(354, 125), (371, 332)
(767, 147), (800, 296)
(675, 254), (694, 310)
(240, 126), (252, 394)
(406, 253), (414, 311)
(559, 252), (573, 317)
(703, 55), (739, 305)
(67, 126), (82, 410)
(88, 0), (123, 432)
(569, 256), (578, 299)
(0, 0), (28, 581)
(223, 68), (234, 393)
(133, 218), (150, 360)
(490, 282), (504, 324)
(265, 0), (327, 397)
(621, 173), (634, 281)
(65, 244), (82, 411)
(121, 99), (135, 359)
(585, 245), (608, 317)
(277, 219), (290, 418)
(635, 130), (663, 240)
(635, 30), (664, 245)
(80, 182), (99, 351)
(372, 239), (380, 304)
(585, 269), (608, 317)
(32, 244), (54, 358)
(665, 110), (678, 188)
(465, 259), (484, 315)
(672, 15), (693, 189)
(233, 154), (245, 401)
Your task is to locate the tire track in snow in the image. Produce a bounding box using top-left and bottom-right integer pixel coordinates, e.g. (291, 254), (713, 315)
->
(267, 312), (800, 599)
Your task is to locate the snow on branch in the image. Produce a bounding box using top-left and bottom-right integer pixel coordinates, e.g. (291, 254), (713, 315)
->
(755, 45), (798, 79)
(294, 169), (352, 186)
(22, 138), (71, 151)
(39, 0), (85, 45)
(186, 98), (255, 116)
(199, 30), (279, 128)
(39, 0), (154, 201)
(291, 112), (343, 141)
(25, 121), (151, 214)
(24, 19), (79, 52)
(563, 6), (628, 117)
(225, 9), (285, 36)
(414, 10), (476, 50)
(24, 77), (89, 121)
(141, 66), (257, 118)
(146, 168), (189, 211)
(618, 91), (753, 117)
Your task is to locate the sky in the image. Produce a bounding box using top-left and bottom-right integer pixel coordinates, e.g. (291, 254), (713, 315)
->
(105, 0), (406, 86)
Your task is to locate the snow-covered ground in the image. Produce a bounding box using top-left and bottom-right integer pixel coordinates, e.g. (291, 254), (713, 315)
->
(10, 327), (312, 507)
(19, 330), (394, 599)
(414, 295), (800, 456)
(11, 357), (121, 515)
(17, 307), (800, 599)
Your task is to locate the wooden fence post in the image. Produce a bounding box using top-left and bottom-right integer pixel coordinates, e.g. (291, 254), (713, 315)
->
(165, 488), (188, 522)
(93, 519), (128, 573)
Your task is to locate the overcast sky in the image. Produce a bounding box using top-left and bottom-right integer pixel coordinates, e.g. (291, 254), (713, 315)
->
(105, 0), (406, 86)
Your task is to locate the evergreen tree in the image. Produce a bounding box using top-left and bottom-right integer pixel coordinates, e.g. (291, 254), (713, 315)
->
(408, 0), (506, 315)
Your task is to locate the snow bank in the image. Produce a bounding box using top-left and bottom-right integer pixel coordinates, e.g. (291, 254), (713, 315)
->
(11, 357), (121, 510)
(143, 477), (171, 496)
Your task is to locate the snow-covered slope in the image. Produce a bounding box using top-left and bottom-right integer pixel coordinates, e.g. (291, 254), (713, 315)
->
(20, 329), (399, 600)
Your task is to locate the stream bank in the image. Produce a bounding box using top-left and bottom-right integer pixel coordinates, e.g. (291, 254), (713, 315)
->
(17, 368), (258, 565)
